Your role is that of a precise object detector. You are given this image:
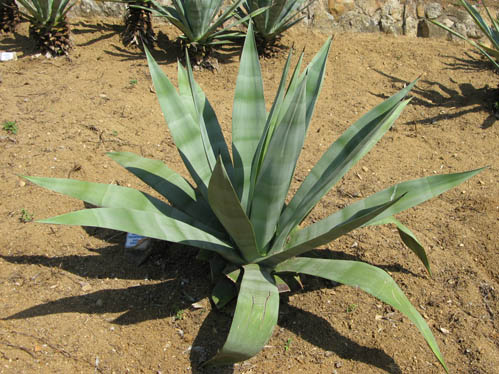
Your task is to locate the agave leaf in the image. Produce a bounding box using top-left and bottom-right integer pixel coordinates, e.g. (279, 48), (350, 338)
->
(211, 276), (237, 309)
(275, 92), (414, 251)
(431, 19), (499, 69)
(368, 216), (431, 276)
(179, 56), (234, 179)
(205, 264), (279, 366)
(183, 0), (224, 40)
(209, 5), (269, 41)
(249, 47), (294, 187)
(38, 208), (244, 264)
(268, 168), (485, 264)
(275, 257), (448, 373)
(24, 175), (225, 239)
(106, 152), (218, 225)
(360, 168), (486, 226)
(262, 194), (404, 266)
(144, 45), (213, 197)
(201, 0), (245, 39)
(208, 157), (261, 262)
(301, 36), (332, 130)
(24, 176), (173, 214)
(250, 76), (308, 251)
(232, 22), (267, 211)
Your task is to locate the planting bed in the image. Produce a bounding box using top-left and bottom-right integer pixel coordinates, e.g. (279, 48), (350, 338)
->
(0, 19), (498, 373)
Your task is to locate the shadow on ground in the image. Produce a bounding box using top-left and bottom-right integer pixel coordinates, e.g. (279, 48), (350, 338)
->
(2, 241), (414, 373)
(372, 68), (497, 129)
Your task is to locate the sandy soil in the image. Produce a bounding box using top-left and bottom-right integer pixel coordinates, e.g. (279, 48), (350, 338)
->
(0, 18), (498, 374)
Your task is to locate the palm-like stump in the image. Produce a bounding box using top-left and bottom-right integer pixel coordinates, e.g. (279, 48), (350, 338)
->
(122, 2), (156, 49)
(0, 0), (21, 33)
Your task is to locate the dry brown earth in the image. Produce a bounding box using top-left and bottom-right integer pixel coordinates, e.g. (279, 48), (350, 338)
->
(0, 18), (498, 374)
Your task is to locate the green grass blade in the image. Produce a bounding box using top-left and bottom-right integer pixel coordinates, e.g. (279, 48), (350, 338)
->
(262, 195), (403, 266)
(250, 77), (307, 251)
(204, 264), (279, 366)
(368, 216), (431, 276)
(275, 257), (448, 373)
(38, 208), (244, 264)
(232, 22), (267, 211)
(275, 83), (416, 249)
(106, 152), (217, 225)
(144, 45), (213, 197)
(208, 157), (261, 261)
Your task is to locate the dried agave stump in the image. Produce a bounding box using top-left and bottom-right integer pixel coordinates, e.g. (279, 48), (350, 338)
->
(178, 39), (219, 71)
(29, 21), (72, 57)
(121, 2), (156, 49)
(0, 0), (21, 33)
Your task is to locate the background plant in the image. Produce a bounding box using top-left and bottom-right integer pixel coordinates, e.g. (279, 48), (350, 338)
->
(106, 0), (156, 49)
(236, 0), (314, 50)
(16, 0), (75, 56)
(24, 25), (484, 371)
(431, 0), (499, 70)
(0, 0), (21, 33)
(2, 120), (18, 134)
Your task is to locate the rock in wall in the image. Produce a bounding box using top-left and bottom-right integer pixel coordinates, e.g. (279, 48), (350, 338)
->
(68, 0), (496, 41)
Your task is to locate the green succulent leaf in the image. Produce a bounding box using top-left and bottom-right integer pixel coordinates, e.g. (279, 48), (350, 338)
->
(250, 76), (308, 251)
(106, 152), (218, 226)
(240, 0), (313, 42)
(38, 207), (244, 264)
(205, 264), (279, 366)
(368, 216), (431, 276)
(262, 194), (404, 266)
(359, 168), (486, 226)
(275, 257), (448, 372)
(430, 0), (499, 69)
(274, 94), (413, 252)
(144, 45), (213, 197)
(211, 276), (237, 309)
(232, 22), (267, 211)
(208, 157), (261, 262)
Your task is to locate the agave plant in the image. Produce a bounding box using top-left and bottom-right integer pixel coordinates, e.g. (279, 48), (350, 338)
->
(25, 24), (483, 370)
(431, 0), (499, 70)
(16, 0), (75, 56)
(146, 0), (247, 48)
(0, 0), (21, 33)
(237, 0), (314, 49)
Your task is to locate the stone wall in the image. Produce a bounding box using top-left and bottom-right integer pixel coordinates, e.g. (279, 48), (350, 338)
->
(68, 0), (497, 41)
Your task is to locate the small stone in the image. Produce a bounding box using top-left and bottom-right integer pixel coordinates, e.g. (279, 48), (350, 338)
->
(18, 180), (26, 187)
(96, 299), (103, 307)
(362, 166), (369, 172)
(335, 361), (343, 368)
(426, 3), (442, 19)
(324, 350), (334, 357)
(439, 327), (450, 334)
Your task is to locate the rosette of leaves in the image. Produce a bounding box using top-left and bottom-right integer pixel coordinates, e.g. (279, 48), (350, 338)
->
(25, 24), (484, 370)
(237, 0), (314, 50)
(145, 0), (264, 63)
(431, 0), (499, 70)
(16, 0), (75, 56)
(0, 0), (21, 33)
